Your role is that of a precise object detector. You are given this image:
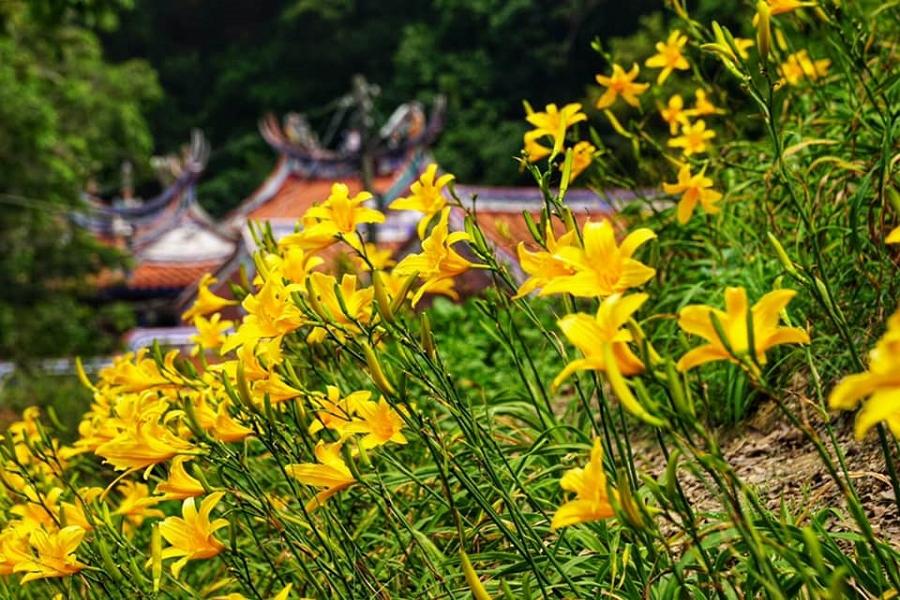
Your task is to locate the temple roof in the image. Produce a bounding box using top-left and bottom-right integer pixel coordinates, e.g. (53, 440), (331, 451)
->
(225, 100), (444, 232)
(79, 132), (238, 295)
(125, 201), (236, 291)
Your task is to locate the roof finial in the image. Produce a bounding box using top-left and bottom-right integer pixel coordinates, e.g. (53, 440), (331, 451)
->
(121, 160), (135, 206)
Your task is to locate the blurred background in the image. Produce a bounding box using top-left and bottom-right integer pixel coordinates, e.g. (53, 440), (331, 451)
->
(0, 0), (739, 422)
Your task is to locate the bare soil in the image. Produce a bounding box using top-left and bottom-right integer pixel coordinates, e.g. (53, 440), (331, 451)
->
(633, 397), (900, 546)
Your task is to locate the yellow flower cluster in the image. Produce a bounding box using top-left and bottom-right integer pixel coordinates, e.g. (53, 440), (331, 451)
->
(779, 49), (831, 86)
(521, 15), (834, 528)
(522, 102), (596, 182)
(0, 164), (478, 589)
(0, 409), (89, 582)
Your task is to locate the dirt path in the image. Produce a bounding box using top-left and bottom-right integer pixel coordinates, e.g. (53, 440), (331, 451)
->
(633, 398), (900, 545)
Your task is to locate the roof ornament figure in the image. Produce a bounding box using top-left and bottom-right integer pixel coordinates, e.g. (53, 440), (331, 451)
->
(283, 113), (320, 152)
(258, 80), (445, 178)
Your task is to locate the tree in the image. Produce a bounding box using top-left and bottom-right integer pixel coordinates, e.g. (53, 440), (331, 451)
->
(0, 0), (161, 361)
(103, 0), (659, 216)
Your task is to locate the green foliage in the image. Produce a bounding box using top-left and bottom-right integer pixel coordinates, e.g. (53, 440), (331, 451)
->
(0, 373), (91, 441)
(103, 0), (659, 215)
(428, 296), (559, 395)
(0, 0), (156, 363)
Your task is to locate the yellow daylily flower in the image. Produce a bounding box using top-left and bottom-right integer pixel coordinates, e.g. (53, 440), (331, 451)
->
(779, 50), (831, 85)
(253, 371), (303, 405)
(658, 95), (689, 135)
(158, 492), (228, 579)
(191, 313), (233, 356)
(551, 439), (615, 529)
(209, 402), (254, 443)
(668, 120), (716, 156)
(188, 391), (252, 443)
(686, 89), (724, 117)
(523, 129), (552, 163)
(645, 30), (690, 84)
(277, 212), (339, 253)
(271, 583), (293, 600)
(228, 340), (281, 382)
(114, 480), (164, 529)
(354, 243), (396, 272)
(14, 526), (86, 583)
(676, 287), (810, 372)
(389, 163), (455, 238)
(301, 182), (385, 248)
(524, 103), (587, 156)
(7, 407), (41, 443)
(100, 348), (183, 394)
(514, 223), (579, 299)
(0, 529), (30, 576)
(734, 38), (754, 59)
(267, 245), (324, 285)
(829, 309), (900, 439)
(308, 272), (374, 330)
(757, 0), (811, 18)
(346, 397), (407, 449)
(888, 227), (900, 244)
(72, 413), (117, 456)
(595, 64), (649, 109)
(569, 141), (595, 181)
(211, 583), (294, 600)
(308, 386), (371, 438)
(393, 207), (474, 306)
(553, 293), (647, 390)
(221, 276), (303, 354)
(9, 487), (62, 535)
(286, 441), (356, 512)
(539, 220), (656, 298)
(182, 274), (237, 322)
(662, 164), (723, 224)
(156, 456), (205, 501)
(59, 488), (101, 531)
(95, 418), (195, 472)
(752, 0), (813, 29)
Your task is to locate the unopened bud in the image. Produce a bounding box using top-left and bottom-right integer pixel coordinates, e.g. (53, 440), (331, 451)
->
(151, 524), (162, 592)
(767, 232), (799, 276)
(459, 549), (493, 600)
(363, 343), (396, 396)
(372, 271), (395, 323)
(755, 1), (772, 61)
(390, 271), (419, 315)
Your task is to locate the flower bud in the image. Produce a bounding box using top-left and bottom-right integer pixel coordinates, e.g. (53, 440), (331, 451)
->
(756, 1), (772, 61)
(151, 524), (162, 592)
(363, 342), (396, 396)
(390, 271), (419, 314)
(97, 537), (125, 584)
(459, 549), (493, 600)
(304, 277), (332, 322)
(767, 232), (799, 276)
(420, 313), (435, 360)
(372, 270), (395, 324)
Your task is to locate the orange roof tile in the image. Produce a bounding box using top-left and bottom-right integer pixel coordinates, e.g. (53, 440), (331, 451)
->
(462, 209), (616, 263)
(248, 174), (397, 221)
(128, 260), (226, 290)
